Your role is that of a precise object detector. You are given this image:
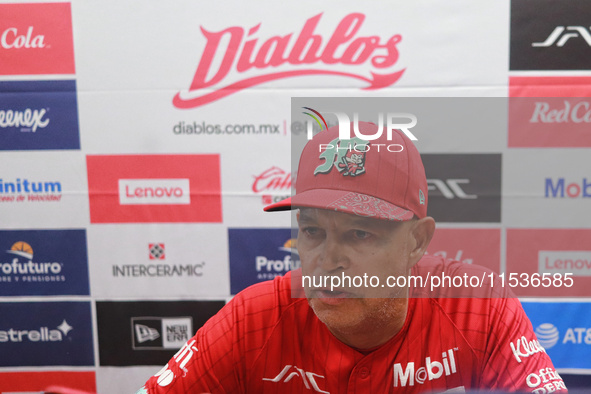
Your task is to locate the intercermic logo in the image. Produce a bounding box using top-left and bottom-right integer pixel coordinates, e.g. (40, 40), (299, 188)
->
(173, 13), (405, 108)
(0, 319), (72, 343)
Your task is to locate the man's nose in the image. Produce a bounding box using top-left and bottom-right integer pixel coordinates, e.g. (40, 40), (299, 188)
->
(318, 234), (349, 272)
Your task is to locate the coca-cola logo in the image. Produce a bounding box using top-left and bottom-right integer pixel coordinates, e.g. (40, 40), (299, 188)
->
(174, 13), (405, 109)
(1, 26), (45, 49)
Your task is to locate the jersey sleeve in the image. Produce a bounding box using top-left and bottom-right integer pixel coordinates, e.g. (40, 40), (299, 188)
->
(136, 276), (290, 394)
(137, 295), (244, 394)
(478, 295), (568, 393)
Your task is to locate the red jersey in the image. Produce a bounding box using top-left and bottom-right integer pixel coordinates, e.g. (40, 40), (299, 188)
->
(139, 256), (567, 393)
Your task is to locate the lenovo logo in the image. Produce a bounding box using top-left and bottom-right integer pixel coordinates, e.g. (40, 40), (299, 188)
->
(263, 365), (328, 393)
(533, 26), (591, 47)
(118, 179), (190, 205)
(427, 179), (476, 199)
(174, 13), (405, 108)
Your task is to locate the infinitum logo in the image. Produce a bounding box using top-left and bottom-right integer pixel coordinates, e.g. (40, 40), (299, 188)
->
(173, 13), (405, 108)
(0, 319), (72, 343)
(0, 178), (62, 203)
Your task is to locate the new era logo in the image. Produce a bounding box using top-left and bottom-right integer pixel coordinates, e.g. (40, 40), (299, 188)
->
(135, 324), (160, 343)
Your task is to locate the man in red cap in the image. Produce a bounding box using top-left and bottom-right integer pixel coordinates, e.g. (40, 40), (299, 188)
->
(139, 122), (567, 393)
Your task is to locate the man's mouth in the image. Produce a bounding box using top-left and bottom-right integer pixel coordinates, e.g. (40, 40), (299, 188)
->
(316, 289), (354, 299)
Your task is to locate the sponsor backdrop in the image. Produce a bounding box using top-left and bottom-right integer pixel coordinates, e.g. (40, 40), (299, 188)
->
(0, 0), (589, 392)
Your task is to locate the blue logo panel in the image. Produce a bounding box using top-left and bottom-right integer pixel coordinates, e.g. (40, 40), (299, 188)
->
(522, 302), (591, 370)
(229, 228), (298, 294)
(0, 229), (89, 296)
(0, 80), (80, 150)
(0, 302), (94, 366)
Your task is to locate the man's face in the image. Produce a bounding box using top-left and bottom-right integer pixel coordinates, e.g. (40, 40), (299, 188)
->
(297, 208), (415, 336)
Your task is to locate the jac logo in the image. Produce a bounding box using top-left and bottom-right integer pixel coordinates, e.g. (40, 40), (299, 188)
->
(1, 26), (45, 49)
(262, 365), (329, 393)
(545, 178), (591, 198)
(173, 13), (405, 108)
(393, 348), (458, 387)
(427, 179), (476, 199)
(533, 26), (591, 47)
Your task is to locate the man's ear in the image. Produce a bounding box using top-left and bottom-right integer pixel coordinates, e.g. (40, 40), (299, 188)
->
(407, 216), (435, 269)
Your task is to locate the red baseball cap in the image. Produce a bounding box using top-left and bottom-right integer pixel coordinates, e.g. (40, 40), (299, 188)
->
(264, 121), (428, 221)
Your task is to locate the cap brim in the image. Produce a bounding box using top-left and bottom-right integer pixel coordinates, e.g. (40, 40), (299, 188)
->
(264, 189), (414, 221)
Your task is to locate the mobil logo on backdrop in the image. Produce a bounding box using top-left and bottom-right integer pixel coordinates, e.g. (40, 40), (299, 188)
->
(86, 155), (222, 223)
(545, 177), (591, 199)
(173, 13), (406, 108)
(0, 3), (75, 75)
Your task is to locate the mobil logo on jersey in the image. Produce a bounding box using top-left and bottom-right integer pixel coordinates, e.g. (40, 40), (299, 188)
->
(86, 155), (222, 223)
(229, 228), (300, 294)
(521, 302), (591, 370)
(422, 154), (501, 223)
(0, 302), (93, 367)
(252, 166), (292, 206)
(507, 229), (591, 297)
(393, 348), (459, 387)
(0, 229), (89, 296)
(0, 80), (80, 150)
(508, 79), (591, 147)
(0, 3), (75, 75)
(425, 228), (500, 273)
(510, 0), (591, 71)
(173, 13), (405, 109)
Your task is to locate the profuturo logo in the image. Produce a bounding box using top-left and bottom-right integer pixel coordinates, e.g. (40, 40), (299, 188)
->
(1, 241), (63, 278)
(173, 13), (405, 108)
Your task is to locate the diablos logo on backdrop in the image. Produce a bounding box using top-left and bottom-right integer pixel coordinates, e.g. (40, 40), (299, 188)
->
(229, 228), (300, 294)
(0, 3), (75, 75)
(173, 13), (405, 108)
(0, 230), (89, 296)
(86, 155), (222, 223)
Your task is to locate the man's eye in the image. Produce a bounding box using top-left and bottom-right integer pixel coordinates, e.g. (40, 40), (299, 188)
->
(353, 230), (371, 240)
(302, 227), (320, 237)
